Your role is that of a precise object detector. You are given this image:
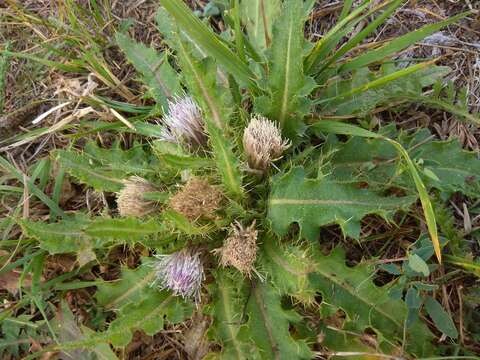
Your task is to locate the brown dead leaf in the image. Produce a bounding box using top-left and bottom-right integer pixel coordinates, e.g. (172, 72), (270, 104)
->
(44, 254), (77, 280)
(0, 270), (32, 295)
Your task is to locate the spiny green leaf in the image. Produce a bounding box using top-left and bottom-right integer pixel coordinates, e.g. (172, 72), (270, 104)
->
(94, 258), (193, 348)
(85, 218), (166, 242)
(255, 0), (315, 139)
(163, 209), (215, 236)
(96, 265), (157, 310)
(116, 33), (180, 109)
(169, 37), (243, 198)
(153, 140), (214, 169)
(56, 143), (155, 192)
(310, 247), (437, 356)
(84, 141), (154, 175)
(176, 40), (230, 129)
(206, 270), (257, 359)
(322, 126), (480, 198)
(311, 121), (441, 263)
(55, 150), (125, 192)
(268, 166), (415, 240)
(106, 291), (193, 347)
(260, 236), (315, 304)
(206, 122), (244, 200)
(317, 62), (449, 114)
(21, 215), (170, 257)
(20, 215), (93, 255)
(246, 281), (312, 359)
(60, 290), (193, 349)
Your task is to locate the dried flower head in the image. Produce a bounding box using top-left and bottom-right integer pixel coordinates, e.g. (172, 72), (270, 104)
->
(169, 178), (223, 221)
(116, 176), (158, 217)
(215, 221), (258, 277)
(243, 115), (290, 172)
(152, 248), (204, 302)
(160, 96), (207, 147)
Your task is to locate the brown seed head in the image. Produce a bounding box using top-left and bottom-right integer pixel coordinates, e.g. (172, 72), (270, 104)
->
(169, 178), (223, 221)
(215, 221), (258, 277)
(243, 115), (290, 172)
(116, 176), (158, 217)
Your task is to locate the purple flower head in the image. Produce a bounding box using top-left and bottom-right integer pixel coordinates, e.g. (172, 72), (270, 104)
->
(152, 248), (204, 302)
(160, 96), (206, 147)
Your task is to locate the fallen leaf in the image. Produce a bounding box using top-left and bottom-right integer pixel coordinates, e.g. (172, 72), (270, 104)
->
(0, 270), (32, 295)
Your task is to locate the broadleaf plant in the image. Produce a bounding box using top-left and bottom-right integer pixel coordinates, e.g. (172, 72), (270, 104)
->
(8, 1), (480, 358)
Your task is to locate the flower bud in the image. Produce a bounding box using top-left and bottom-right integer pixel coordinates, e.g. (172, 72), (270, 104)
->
(116, 176), (157, 217)
(243, 115), (290, 172)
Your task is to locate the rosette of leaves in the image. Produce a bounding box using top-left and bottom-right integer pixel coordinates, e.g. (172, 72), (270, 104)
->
(18, 1), (480, 358)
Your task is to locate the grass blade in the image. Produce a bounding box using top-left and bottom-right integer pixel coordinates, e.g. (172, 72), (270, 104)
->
(404, 95), (480, 126)
(0, 42), (10, 113)
(338, 11), (470, 73)
(0, 50), (84, 73)
(305, 0), (371, 72)
(317, 0), (404, 74)
(0, 156), (64, 218)
(314, 59), (438, 105)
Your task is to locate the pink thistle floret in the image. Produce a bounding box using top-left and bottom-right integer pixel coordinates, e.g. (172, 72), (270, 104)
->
(152, 248), (204, 302)
(160, 96), (206, 147)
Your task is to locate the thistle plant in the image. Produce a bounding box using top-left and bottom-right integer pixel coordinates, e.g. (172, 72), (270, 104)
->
(11, 0), (479, 358)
